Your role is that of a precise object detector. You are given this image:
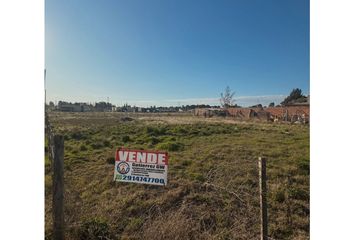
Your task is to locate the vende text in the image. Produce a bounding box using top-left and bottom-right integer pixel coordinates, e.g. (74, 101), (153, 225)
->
(116, 149), (168, 165)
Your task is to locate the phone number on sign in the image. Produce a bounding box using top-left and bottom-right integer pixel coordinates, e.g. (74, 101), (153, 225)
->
(115, 175), (166, 184)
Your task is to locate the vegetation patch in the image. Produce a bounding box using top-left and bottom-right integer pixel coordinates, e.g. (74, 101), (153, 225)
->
(156, 141), (184, 151)
(45, 112), (309, 240)
(77, 219), (112, 240)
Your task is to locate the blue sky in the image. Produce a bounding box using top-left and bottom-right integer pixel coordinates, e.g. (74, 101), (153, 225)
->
(45, 0), (309, 107)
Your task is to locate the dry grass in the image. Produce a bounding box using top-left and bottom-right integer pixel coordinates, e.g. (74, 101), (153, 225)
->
(45, 112), (309, 240)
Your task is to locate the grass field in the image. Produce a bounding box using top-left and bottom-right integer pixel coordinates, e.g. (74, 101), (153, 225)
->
(45, 112), (309, 240)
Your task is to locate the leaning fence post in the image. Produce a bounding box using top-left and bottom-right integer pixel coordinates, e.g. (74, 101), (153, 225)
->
(52, 135), (64, 240)
(259, 157), (268, 240)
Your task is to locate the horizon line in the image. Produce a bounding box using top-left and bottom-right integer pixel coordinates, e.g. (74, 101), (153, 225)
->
(46, 94), (299, 108)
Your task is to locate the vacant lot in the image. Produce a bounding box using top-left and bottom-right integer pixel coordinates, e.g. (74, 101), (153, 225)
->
(45, 112), (309, 240)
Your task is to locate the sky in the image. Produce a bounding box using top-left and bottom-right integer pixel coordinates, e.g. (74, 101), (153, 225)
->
(45, 0), (309, 107)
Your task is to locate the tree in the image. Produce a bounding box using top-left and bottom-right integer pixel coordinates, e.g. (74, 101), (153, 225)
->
(220, 86), (236, 108)
(281, 88), (307, 105)
(268, 102), (275, 107)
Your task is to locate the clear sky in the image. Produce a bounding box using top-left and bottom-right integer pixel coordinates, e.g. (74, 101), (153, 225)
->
(45, 0), (309, 107)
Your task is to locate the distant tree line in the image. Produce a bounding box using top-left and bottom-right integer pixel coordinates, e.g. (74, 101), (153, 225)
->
(280, 88), (308, 106)
(47, 88), (308, 112)
(219, 86), (308, 109)
(46, 101), (222, 113)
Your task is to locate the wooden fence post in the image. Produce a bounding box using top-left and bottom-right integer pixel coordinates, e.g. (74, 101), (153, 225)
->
(259, 157), (268, 240)
(52, 135), (64, 240)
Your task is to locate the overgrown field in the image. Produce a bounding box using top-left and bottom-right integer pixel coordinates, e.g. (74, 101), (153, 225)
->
(45, 112), (309, 240)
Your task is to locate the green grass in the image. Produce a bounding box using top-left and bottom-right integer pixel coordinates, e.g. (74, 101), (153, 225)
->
(45, 112), (309, 240)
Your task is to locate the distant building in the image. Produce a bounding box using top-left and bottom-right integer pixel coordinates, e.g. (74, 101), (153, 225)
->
(57, 102), (92, 112)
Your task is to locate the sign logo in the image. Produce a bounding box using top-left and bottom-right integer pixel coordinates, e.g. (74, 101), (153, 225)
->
(113, 148), (168, 186)
(117, 162), (130, 174)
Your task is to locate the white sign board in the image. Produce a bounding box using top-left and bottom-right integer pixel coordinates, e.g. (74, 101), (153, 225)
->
(113, 148), (168, 186)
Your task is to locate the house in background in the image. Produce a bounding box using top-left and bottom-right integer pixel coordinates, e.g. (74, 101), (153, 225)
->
(57, 101), (93, 112)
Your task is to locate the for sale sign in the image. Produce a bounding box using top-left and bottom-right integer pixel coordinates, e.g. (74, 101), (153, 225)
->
(113, 148), (168, 186)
